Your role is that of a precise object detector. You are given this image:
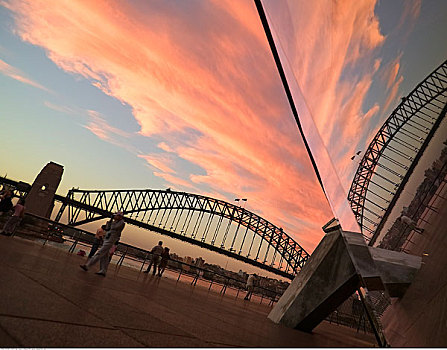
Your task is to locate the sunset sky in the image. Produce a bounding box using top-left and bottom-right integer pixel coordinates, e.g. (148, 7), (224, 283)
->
(1, 0), (446, 271)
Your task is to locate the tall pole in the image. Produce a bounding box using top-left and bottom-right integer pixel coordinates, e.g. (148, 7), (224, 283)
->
(254, 0), (326, 197)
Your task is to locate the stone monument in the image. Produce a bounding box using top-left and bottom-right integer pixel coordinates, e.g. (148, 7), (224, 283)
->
(25, 162), (64, 218)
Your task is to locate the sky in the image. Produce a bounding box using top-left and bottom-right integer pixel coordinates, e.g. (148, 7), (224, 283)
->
(1, 0), (446, 273)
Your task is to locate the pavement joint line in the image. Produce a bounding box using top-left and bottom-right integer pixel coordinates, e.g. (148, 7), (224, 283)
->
(15, 269), (119, 330)
(5, 238), (269, 309)
(0, 317), (23, 347)
(14, 264), (202, 340)
(116, 326), (200, 339)
(153, 294), (275, 342)
(0, 313), (117, 331)
(117, 327), (240, 348)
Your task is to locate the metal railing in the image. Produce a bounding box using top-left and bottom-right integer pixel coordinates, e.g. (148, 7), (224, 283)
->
(0, 212), (284, 306)
(378, 153), (447, 251)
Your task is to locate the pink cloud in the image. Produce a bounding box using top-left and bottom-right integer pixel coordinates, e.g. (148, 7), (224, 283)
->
(3, 0), (396, 251)
(84, 110), (129, 140)
(158, 142), (174, 153)
(364, 104), (380, 120)
(398, 0), (422, 29)
(0, 58), (50, 91)
(153, 172), (197, 191)
(138, 154), (175, 174)
(381, 53), (403, 89)
(383, 75), (404, 114)
(44, 101), (76, 114)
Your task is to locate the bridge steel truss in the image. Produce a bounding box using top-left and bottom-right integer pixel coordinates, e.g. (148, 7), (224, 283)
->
(54, 189), (309, 279)
(348, 60), (447, 245)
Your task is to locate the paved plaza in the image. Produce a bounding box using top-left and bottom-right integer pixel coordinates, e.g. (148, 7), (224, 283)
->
(381, 180), (447, 347)
(0, 234), (376, 347)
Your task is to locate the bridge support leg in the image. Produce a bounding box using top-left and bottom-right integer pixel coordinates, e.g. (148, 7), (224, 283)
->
(26, 162), (64, 219)
(268, 227), (421, 341)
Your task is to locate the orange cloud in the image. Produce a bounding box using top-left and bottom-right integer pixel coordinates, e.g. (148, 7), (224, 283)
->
(138, 154), (175, 174)
(3, 0), (394, 251)
(259, 0), (400, 233)
(153, 172), (197, 191)
(379, 54), (404, 114)
(44, 101), (76, 114)
(0, 58), (50, 91)
(383, 75), (404, 114)
(398, 0), (422, 29)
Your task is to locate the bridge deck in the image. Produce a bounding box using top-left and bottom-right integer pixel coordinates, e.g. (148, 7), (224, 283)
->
(0, 234), (375, 347)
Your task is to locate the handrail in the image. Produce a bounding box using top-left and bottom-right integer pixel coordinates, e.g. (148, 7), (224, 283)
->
(8, 212), (284, 302)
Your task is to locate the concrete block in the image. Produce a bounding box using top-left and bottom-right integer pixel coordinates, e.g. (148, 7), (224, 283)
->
(268, 228), (364, 332)
(268, 227), (422, 333)
(369, 247), (421, 297)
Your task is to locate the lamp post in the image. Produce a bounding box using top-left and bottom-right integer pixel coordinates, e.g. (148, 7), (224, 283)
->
(235, 198), (248, 209)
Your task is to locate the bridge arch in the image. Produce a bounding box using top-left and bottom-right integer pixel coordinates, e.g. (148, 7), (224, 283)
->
(348, 59), (447, 244)
(55, 188), (309, 278)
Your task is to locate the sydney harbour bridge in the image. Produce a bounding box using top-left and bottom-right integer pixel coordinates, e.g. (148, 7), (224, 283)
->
(1, 59), (446, 282)
(0, 177), (309, 279)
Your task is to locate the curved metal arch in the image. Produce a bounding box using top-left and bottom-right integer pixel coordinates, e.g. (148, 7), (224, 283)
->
(348, 59), (447, 244)
(55, 188), (309, 278)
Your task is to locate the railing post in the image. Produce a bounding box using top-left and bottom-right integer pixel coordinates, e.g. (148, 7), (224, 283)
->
(43, 228), (51, 246)
(68, 231), (80, 253)
(140, 252), (149, 272)
(220, 278), (228, 295)
(117, 246), (128, 266)
(208, 275), (214, 290)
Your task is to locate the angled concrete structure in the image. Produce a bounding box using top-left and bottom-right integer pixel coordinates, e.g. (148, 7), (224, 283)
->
(268, 227), (421, 339)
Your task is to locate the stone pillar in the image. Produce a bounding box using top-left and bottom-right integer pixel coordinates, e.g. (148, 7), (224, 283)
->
(25, 162), (64, 218)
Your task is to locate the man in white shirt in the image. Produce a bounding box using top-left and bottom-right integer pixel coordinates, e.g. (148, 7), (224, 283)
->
(80, 211), (125, 276)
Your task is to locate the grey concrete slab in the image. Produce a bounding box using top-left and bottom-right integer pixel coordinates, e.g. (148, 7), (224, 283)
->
(103, 285), (254, 346)
(0, 324), (20, 347)
(381, 183), (447, 347)
(0, 232), (377, 347)
(0, 315), (143, 348)
(0, 265), (106, 327)
(269, 229), (361, 332)
(121, 328), (217, 347)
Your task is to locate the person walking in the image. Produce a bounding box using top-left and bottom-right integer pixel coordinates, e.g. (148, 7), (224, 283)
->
(1, 198), (25, 236)
(108, 240), (119, 262)
(244, 274), (256, 300)
(157, 247), (170, 277)
(87, 224), (107, 260)
(398, 215), (424, 234)
(80, 211), (125, 277)
(144, 241), (163, 275)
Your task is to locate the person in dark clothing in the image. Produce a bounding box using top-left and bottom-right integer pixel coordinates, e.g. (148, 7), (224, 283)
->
(88, 224), (107, 260)
(157, 247), (170, 277)
(1, 198), (25, 236)
(144, 241), (163, 275)
(0, 191), (13, 216)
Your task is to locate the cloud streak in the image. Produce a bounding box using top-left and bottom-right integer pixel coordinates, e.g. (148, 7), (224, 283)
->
(0, 58), (50, 91)
(1, 0), (415, 251)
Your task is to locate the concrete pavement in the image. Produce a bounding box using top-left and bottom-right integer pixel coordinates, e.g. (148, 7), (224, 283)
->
(0, 234), (376, 347)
